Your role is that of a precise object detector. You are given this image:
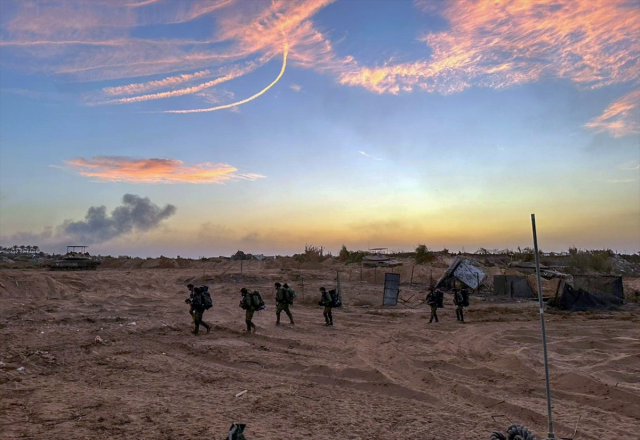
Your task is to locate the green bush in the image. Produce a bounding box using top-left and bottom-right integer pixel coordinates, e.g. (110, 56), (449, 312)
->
(415, 244), (435, 264)
(569, 249), (613, 273)
(338, 245), (366, 264)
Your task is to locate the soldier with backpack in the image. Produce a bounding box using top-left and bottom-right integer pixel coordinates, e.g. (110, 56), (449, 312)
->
(186, 283), (196, 322)
(426, 287), (439, 323)
(319, 287), (334, 326)
(240, 287), (265, 333)
(186, 286), (212, 335)
(274, 282), (295, 326)
(453, 287), (468, 323)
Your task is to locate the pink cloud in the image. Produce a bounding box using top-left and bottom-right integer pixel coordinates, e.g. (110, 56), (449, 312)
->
(64, 157), (265, 184)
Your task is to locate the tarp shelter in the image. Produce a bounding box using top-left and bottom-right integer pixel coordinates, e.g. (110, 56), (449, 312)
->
(493, 275), (537, 299)
(573, 275), (624, 299)
(554, 276), (624, 311)
(383, 273), (401, 305)
(435, 257), (486, 290)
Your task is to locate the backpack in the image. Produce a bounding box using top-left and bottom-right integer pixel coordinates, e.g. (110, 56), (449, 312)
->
(276, 288), (285, 303)
(461, 289), (470, 307)
(329, 289), (342, 308)
(201, 290), (213, 310)
(252, 291), (265, 310)
(436, 290), (444, 308)
(283, 287), (296, 304)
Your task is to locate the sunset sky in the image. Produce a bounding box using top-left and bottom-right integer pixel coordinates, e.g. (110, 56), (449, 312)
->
(1, 0), (639, 257)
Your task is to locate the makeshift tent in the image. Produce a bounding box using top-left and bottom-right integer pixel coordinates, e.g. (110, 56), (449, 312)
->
(573, 275), (624, 299)
(493, 275), (537, 299)
(553, 276), (624, 311)
(435, 257), (486, 290)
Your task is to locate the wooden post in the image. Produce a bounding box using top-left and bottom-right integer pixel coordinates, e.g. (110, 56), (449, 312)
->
(336, 270), (342, 304)
(360, 263), (363, 282)
(301, 275), (305, 300)
(410, 265), (415, 288)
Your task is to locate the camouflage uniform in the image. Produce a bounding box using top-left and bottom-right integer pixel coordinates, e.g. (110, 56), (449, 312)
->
(275, 284), (295, 325)
(320, 288), (333, 325)
(426, 290), (439, 323)
(240, 290), (257, 333)
(453, 290), (465, 323)
(189, 288), (211, 335)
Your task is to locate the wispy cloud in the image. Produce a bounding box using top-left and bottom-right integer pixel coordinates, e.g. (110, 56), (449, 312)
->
(586, 89), (640, 138)
(358, 151), (382, 161)
(93, 64), (255, 105)
(0, 0), (335, 111)
(618, 159), (640, 171)
(290, 84), (302, 92)
(341, 0), (640, 95)
(1, 0), (638, 124)
(62, 156), (265, 184)
(165, 43), (288, 113)
(102, 70), (211, 96)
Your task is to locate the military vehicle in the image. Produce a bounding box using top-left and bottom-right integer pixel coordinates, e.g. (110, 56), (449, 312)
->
(48, 246), (101, 271)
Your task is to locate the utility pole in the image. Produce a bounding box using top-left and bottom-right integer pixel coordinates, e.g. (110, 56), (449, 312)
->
(532, 214), (555, 440)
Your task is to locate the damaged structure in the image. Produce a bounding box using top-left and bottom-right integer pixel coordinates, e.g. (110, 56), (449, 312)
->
(553, 275), (625, 311)
(493, 275), (537, 299)
(435, 257), (486, 290)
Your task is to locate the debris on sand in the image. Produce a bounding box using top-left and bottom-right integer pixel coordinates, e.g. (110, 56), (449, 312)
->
(95, 335), (103, 343)
(235, 390), (248, 398)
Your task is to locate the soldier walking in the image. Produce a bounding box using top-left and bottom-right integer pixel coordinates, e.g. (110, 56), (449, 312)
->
(274, 282), (295, 326)
(186, 286), (212, 335)
(453, 288), (466, 323)
(426, 287), (439, 323)
(319, 287), (334, 326)
(240, 288), (257, 333)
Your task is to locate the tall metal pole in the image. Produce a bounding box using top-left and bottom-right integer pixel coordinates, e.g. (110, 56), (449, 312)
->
(531, 214), (555, 439)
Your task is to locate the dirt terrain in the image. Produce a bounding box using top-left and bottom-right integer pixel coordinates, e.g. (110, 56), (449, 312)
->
(1, 261), (639, 439)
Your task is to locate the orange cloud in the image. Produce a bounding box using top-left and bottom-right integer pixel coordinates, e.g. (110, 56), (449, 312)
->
(65, 157), (265, 184)
(341, 0), (640, 94)
(586, 89), (640, 137)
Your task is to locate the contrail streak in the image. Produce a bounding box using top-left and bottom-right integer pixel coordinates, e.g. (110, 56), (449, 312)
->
(165, 42), (288, 114)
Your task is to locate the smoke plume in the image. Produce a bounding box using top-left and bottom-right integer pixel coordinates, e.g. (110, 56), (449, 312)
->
(1, 194), (176, 250)
(62, 194), (176, 244)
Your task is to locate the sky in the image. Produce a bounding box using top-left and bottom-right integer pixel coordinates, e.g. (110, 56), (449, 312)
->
(0, 0), (639, 257)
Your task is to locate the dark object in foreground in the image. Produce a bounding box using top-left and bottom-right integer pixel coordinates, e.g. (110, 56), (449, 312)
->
(554, 283), (624, 311)
(226, 423), (247, 440)
(490, 424), (537, 440)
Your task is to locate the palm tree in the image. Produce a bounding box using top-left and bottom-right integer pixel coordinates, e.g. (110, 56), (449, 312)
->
(26, 245), (32, 254)
(12, 245), (18, 254)
(33, 246), (40, 254)
(19, 245), (25, 254)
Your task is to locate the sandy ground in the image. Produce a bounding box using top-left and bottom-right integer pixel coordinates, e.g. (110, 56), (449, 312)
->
(1, 263), (639, 439)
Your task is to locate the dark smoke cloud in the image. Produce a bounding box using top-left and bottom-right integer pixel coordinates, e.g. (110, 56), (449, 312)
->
(61, 194), (176, 244)
(1, 194), (176, 251)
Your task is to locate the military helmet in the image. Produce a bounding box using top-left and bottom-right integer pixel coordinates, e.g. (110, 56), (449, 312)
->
(319, 287), (326, 292)
(275, 282), (281, 288)
(283, 283), (289, 288)
(240, 287), (248, 294)
(187, 283), (194, 289)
